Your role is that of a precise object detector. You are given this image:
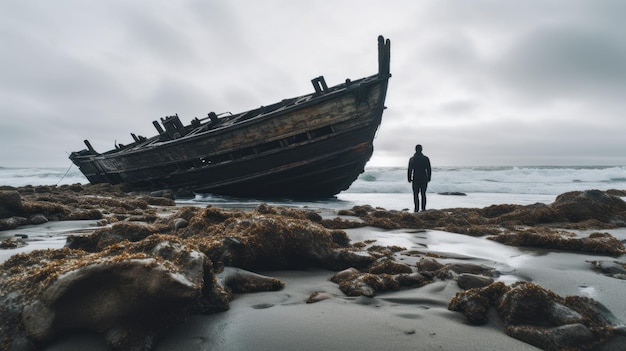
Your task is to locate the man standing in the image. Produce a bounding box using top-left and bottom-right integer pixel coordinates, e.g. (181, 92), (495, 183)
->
(407, 144), (431, 212)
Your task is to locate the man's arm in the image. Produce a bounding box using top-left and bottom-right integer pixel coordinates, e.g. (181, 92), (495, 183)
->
(426, 157), (432, 182)
(407, 158), (413, 182)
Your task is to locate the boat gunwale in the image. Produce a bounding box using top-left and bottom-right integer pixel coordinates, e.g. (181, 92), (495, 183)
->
(72, 72), (389, 161)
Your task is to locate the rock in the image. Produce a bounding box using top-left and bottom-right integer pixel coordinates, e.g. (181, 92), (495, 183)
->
(436, 262), (498, 279)
(449, 282), (507, 325)
(551, 190), (626, 223)
(216, 267), (284, 295)
(506, 323), (594, 350)
(28, 214), (48, 225)
(335, 274), (381, 297)
(330, 268), (361, 283)
(333, 272), (428, 297)
(329, 230), (351, 247)
(65, 222), (155, 252)
(488, 230), (626, 256)
(0, 190), (25, 215)
(0, 237), (27, 249)
(457, 273), (494, 289)
(1, 230), (290, 350)
(193, 213), (367, 271)
(323, 190), (626, 235)
(306, 291), (334, 304)
(1, 236), (209, 350)
(588, 260), (626, 279)
(449, 281), (619, 350)
(396, 272), (429, 287)
(438, 192), (467, 196)
(492, 203), (560, 225)
(173, 218), (189, 230)
(67, 183), (84, 192)
(417, 258), (444, 272)
(67, 209), (103, 220)
(0, 216), (27, 230)
(368, 259), (413, 275)
(606, 189), (626, 197)
(546, 301), (584, 325)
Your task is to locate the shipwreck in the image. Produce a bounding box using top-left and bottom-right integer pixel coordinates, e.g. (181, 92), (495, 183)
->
(69, 36), (391, 198)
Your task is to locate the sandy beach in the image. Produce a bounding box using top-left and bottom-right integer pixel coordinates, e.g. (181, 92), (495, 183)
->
(2, 185), (626, 350)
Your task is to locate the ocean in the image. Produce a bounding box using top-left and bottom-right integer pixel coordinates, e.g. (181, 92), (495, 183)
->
(2, 165), (625, 212)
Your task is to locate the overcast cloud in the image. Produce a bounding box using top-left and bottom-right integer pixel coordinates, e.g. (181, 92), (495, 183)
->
(1, 0), (625, 168)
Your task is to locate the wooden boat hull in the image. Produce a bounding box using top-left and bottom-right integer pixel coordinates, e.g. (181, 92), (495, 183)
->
(70, 36), (391, 198)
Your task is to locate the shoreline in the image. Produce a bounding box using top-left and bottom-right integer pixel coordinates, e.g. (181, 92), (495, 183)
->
(183, 191), (559, 213)
(2, 185), (626, 350)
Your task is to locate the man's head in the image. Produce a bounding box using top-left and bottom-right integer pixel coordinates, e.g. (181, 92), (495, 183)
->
(415, 144), (422, 153)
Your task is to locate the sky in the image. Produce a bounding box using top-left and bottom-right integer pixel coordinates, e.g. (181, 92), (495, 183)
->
(1, 0), (625, 168)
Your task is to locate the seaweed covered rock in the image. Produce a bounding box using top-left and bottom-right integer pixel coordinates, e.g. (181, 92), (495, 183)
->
(255, 202), (323, 223)
(65, 222), (156, 252)
(449, 282), (508, 324)
(488, 229), (626, 256)
(183, 206), (375, 271)
(0, 184), (177, 231)
(217, 214), (360, 270)
(331, 259), (429, 298)
(457, 273), (494, 289)
(551, 190), (626, 223)
(0, 190), (25, 216)
(69, 204), (380, 280)
(182, 206), (243, 234)
(331, 269), (429, 297)
(0, 189), (71, 229)
(489, 203), (561, 225)
(588, 260), (626, 279)
(1, 236), (27, 249)
(216, 267), (284, 297)
(434, 262), (498, 280)
(368, 259), (413, 275)
(324, 190), (626, 236)
(0, 235), (211, 350)
(0, 231), (288, 350)
(449, 282), (620, 350)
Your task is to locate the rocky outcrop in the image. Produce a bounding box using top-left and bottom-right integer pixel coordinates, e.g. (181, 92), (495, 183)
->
(588, 260), (626, 279)
(65, 222), (157, 252)
(332, 190), (626, 231)
(0, 184), (177, 231)
(0, 190), (25, 215)
(0, 204), (400, 350)
(551, 190), (626, 223)
(449, 281), (623, 351)
(330, 268), (429, 297)
(457, 273), (494, 289)
(326, 190), (626, 255)
(488, 229), (626, 256)
(1, 235), (210, 350)
(329, 260), (496, 298)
